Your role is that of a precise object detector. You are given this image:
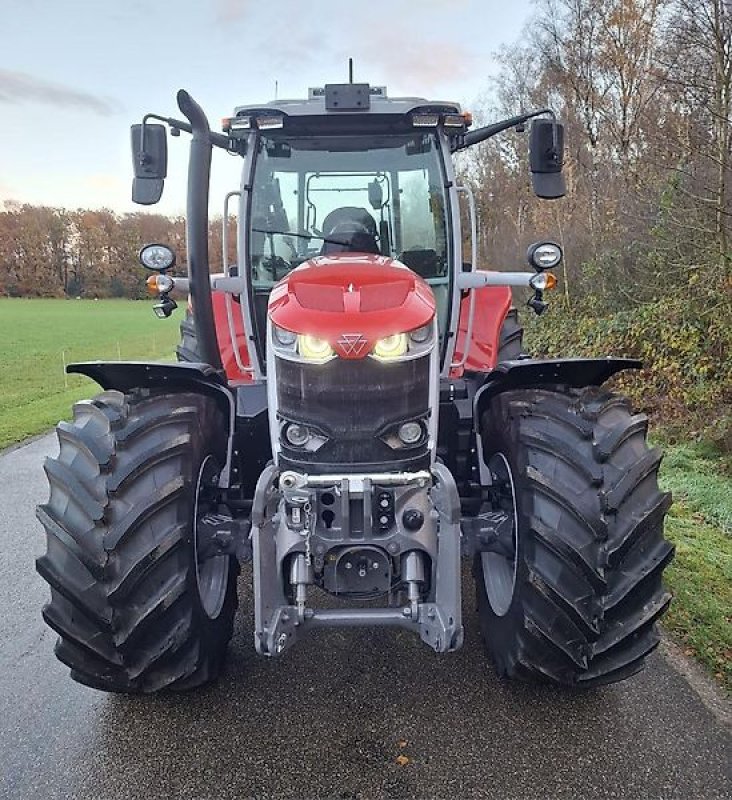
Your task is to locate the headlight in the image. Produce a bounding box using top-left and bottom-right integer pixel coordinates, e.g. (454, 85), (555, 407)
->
(373, 333), (408, 360)
(298, 334), (335, 363)
(380, 418), (427, 450)
(280, 421), (328, 452)
(270, 322), (434, 364)
(273, 326), (297, 347)
(527, 241), (562, 271)
(139, 243), (176, 272)
(409, 325), (431, 344)
(271, 325), (335, 363)
(370, 323), (434, 362)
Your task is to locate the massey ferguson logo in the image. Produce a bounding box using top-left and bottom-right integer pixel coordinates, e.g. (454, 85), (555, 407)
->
(337, 333), (367, 356)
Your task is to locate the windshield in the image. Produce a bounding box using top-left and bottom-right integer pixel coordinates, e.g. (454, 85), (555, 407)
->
(248, 132), (450, 276)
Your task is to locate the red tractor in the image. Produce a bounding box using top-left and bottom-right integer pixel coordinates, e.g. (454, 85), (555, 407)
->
(36, 78), (673, 693)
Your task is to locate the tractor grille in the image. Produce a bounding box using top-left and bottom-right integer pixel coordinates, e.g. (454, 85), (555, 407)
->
(275, 354), (431, 472)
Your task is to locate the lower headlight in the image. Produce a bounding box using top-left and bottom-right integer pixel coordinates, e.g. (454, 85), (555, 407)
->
(381, 419), (426, 450)
(284, 423), (311, 447)
(398, 422), (423, 445)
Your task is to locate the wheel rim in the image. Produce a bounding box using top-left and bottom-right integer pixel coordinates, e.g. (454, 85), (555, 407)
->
(481, 452), (519, 617)
(193, 455), (229, 619)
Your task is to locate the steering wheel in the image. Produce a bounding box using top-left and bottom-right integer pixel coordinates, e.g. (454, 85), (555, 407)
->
(264, 255), (291, 281)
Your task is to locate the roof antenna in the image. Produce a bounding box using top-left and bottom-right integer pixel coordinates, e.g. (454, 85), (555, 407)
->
(274, 79), (278, 100)
(348, 58), (354, 84)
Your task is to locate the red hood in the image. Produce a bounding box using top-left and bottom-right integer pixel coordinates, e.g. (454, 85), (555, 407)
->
(268, 254), (436, 359)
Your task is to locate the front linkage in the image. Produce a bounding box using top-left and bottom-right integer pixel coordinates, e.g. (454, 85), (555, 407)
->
(250, 463), (463, 657)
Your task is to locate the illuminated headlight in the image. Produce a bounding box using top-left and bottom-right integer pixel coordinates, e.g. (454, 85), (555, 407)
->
(139, 243), (175, 271)
(271, 322), (434, 363)
(370, 323), (434, 362)
(373, 334), (408, 360)
(271, 325), (335, 363)
(298, 334), (335, 363)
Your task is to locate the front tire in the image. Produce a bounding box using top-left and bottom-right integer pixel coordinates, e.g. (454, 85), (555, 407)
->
(36, 390), (238, 693)
(177, 308), (202, 363)
(475, 386), (674, 688)
(497, 308), (525, 362)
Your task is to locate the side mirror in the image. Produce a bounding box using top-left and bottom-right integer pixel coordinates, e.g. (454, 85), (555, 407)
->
(368, 179), (384, 210)
(130, 123), (168, 205)
(529, 119), (566, 200)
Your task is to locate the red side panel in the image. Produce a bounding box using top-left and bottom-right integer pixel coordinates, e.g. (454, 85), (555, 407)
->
(449, 284), (512, 378)
(210, 292), (255, 383)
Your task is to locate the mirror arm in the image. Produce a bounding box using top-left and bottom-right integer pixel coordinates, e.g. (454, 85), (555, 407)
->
(140, 113), (230, 154)
(455, 108), (555, 151)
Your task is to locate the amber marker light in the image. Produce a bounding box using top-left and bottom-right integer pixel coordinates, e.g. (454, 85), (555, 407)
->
(146, 275), (160, 296)
(146, 274), (174, 296)
(529, 272), (558, 292)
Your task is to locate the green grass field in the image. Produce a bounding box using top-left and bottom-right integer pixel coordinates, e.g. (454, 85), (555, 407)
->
(657, 442), (731, 690)
(0, 298), (179, 449)
(1, 298), (729, 689)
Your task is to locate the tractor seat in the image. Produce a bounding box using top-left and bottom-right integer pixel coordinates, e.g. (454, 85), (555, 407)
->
(320, 207), (380, 256)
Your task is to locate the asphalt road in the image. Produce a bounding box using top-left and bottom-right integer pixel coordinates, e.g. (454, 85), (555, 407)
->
(1, 433), (730, 800)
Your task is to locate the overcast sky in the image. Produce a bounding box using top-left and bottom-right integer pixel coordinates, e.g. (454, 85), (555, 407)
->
(0, 0), (533, 215)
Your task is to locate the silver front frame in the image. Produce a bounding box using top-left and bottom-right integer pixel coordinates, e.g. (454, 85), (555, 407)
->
(250, 462), (463, 657)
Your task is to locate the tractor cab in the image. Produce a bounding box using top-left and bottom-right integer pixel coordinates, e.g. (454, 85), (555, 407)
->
(224, 85), (471, 379)
(241, 117), (456, 370)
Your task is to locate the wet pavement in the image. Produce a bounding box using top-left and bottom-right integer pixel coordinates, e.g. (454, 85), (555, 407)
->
(1, 434), (730, 800)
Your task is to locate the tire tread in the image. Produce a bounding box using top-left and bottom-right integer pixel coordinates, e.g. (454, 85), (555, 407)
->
(476, 385), (673, 688)
(36, 390), (237, 693)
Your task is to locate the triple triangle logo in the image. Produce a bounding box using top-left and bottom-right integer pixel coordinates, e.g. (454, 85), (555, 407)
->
(337, 333), (367, 356)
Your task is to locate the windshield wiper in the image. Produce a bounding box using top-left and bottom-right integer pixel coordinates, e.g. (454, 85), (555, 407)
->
(251, 228), (353, 248)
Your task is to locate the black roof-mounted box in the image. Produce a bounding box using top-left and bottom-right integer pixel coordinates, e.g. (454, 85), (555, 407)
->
(324, 83), (371, 111)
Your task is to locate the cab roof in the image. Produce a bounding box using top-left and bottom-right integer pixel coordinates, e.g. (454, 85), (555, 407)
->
(233, 83), (462, 119)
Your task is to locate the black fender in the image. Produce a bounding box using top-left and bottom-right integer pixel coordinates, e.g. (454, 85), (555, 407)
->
(472, 357), (641, 424)
(67, 361), (238, 486)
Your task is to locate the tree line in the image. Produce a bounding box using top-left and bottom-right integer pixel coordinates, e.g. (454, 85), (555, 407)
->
(0, 204), (238, 299)
(458, 0), (731, 437)
(461, 0), (730, 300)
